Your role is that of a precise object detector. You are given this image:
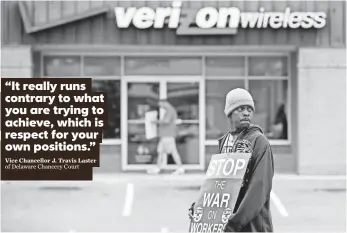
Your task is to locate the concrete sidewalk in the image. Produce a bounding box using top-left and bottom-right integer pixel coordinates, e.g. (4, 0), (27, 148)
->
(2, 172), (345, 232)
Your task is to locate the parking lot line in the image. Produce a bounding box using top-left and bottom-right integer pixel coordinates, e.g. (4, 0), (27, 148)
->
(122, 183), (134, 217)
(270, 191), (289, 217)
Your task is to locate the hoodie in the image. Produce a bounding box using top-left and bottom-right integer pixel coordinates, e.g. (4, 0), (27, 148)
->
(218, 124), (274, 232)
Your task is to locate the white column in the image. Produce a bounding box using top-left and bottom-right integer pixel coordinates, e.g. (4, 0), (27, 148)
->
(297, 48), (346, 175)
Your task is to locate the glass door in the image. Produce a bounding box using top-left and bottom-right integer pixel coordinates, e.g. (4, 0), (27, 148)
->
(122, 77), (204, 170)
(165, 81), (201, 167)
(123, 80), (160, 168)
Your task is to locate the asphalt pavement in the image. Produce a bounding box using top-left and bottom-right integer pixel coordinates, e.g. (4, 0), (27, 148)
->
(1, 174), (346, 232)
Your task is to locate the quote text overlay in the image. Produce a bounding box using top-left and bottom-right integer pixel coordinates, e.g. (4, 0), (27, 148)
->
(1, 78), (108, 180)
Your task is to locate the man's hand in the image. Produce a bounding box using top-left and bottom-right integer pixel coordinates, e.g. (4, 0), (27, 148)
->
(223, 214), (236, 232)
(188, 202), (195, 220)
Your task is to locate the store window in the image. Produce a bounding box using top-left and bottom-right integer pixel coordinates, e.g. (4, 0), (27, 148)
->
(84, 56), (121, 76)
(127, 83), (159, 121)
(167, 82), (200, 120)
(127, 83), (160, 165)
(205, 80), (245, 140)
(92, 80), (121, 139)
(248, 56), (288, 76)
(124, 56), (203, 75)
(167, 82), (200, 165)
(205, 55), (290, 142)
(42, 55), (121, 140)
(44, 56), (81, 77)
(249, 80), (288, 140)
(206, 56), (245, 76)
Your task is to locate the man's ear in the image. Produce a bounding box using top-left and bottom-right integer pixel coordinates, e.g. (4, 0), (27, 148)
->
(228, 113), (233, 121)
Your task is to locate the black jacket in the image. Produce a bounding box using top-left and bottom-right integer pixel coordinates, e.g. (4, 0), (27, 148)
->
(219, 125), (274, 232)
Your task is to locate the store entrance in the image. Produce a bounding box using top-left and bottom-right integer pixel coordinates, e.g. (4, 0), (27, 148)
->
(121, 77), (204, 171)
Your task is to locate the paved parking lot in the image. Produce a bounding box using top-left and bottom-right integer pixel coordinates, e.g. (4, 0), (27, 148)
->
(1, 174), (346, 232)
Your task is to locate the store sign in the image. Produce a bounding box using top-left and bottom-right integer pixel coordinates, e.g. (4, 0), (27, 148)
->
(114, 2), (327, 35)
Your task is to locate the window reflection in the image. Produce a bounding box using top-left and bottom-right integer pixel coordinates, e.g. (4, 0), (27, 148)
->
(249, 80), (288, 139)
(127, 83), (159, 120)
(127, 123), (158, 164)
(248, 56), (288, 76)
(167, 82), (199, 120)
(175, 123), (199, 165)
(125, 57), (202, 75)
(167, 82), (200, 152)
(205, 80), (245, 140)
(206, 56), (245, 76)
(127, 82), (160, 165)
(167, 82), (200, 165)
(92, 80), (121, 139)
(44, 56), (81, 76)
(84, 56), (121, 76)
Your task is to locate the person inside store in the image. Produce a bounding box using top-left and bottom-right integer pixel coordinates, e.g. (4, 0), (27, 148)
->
(272, 103), (288, 140)
(147, 99), (185, 175)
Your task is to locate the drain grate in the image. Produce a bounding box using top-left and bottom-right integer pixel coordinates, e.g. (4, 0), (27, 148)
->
(39, 186), (82, 191)
(314, 188), (346, 193)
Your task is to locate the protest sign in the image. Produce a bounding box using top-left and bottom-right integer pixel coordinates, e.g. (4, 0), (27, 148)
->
(189, 152), (251, 233)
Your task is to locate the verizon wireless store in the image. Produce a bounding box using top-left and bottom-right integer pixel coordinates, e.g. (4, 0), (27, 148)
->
(1, 1), (346, 175)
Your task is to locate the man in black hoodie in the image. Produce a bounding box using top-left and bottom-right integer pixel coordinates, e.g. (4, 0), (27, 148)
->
(189, 88), (274, 232)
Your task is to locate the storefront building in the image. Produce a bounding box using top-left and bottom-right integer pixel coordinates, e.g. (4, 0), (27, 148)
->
(1, 1), (346, 175)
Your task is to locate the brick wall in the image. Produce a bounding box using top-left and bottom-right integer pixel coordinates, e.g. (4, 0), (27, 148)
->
(298, 48), (346, 175)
